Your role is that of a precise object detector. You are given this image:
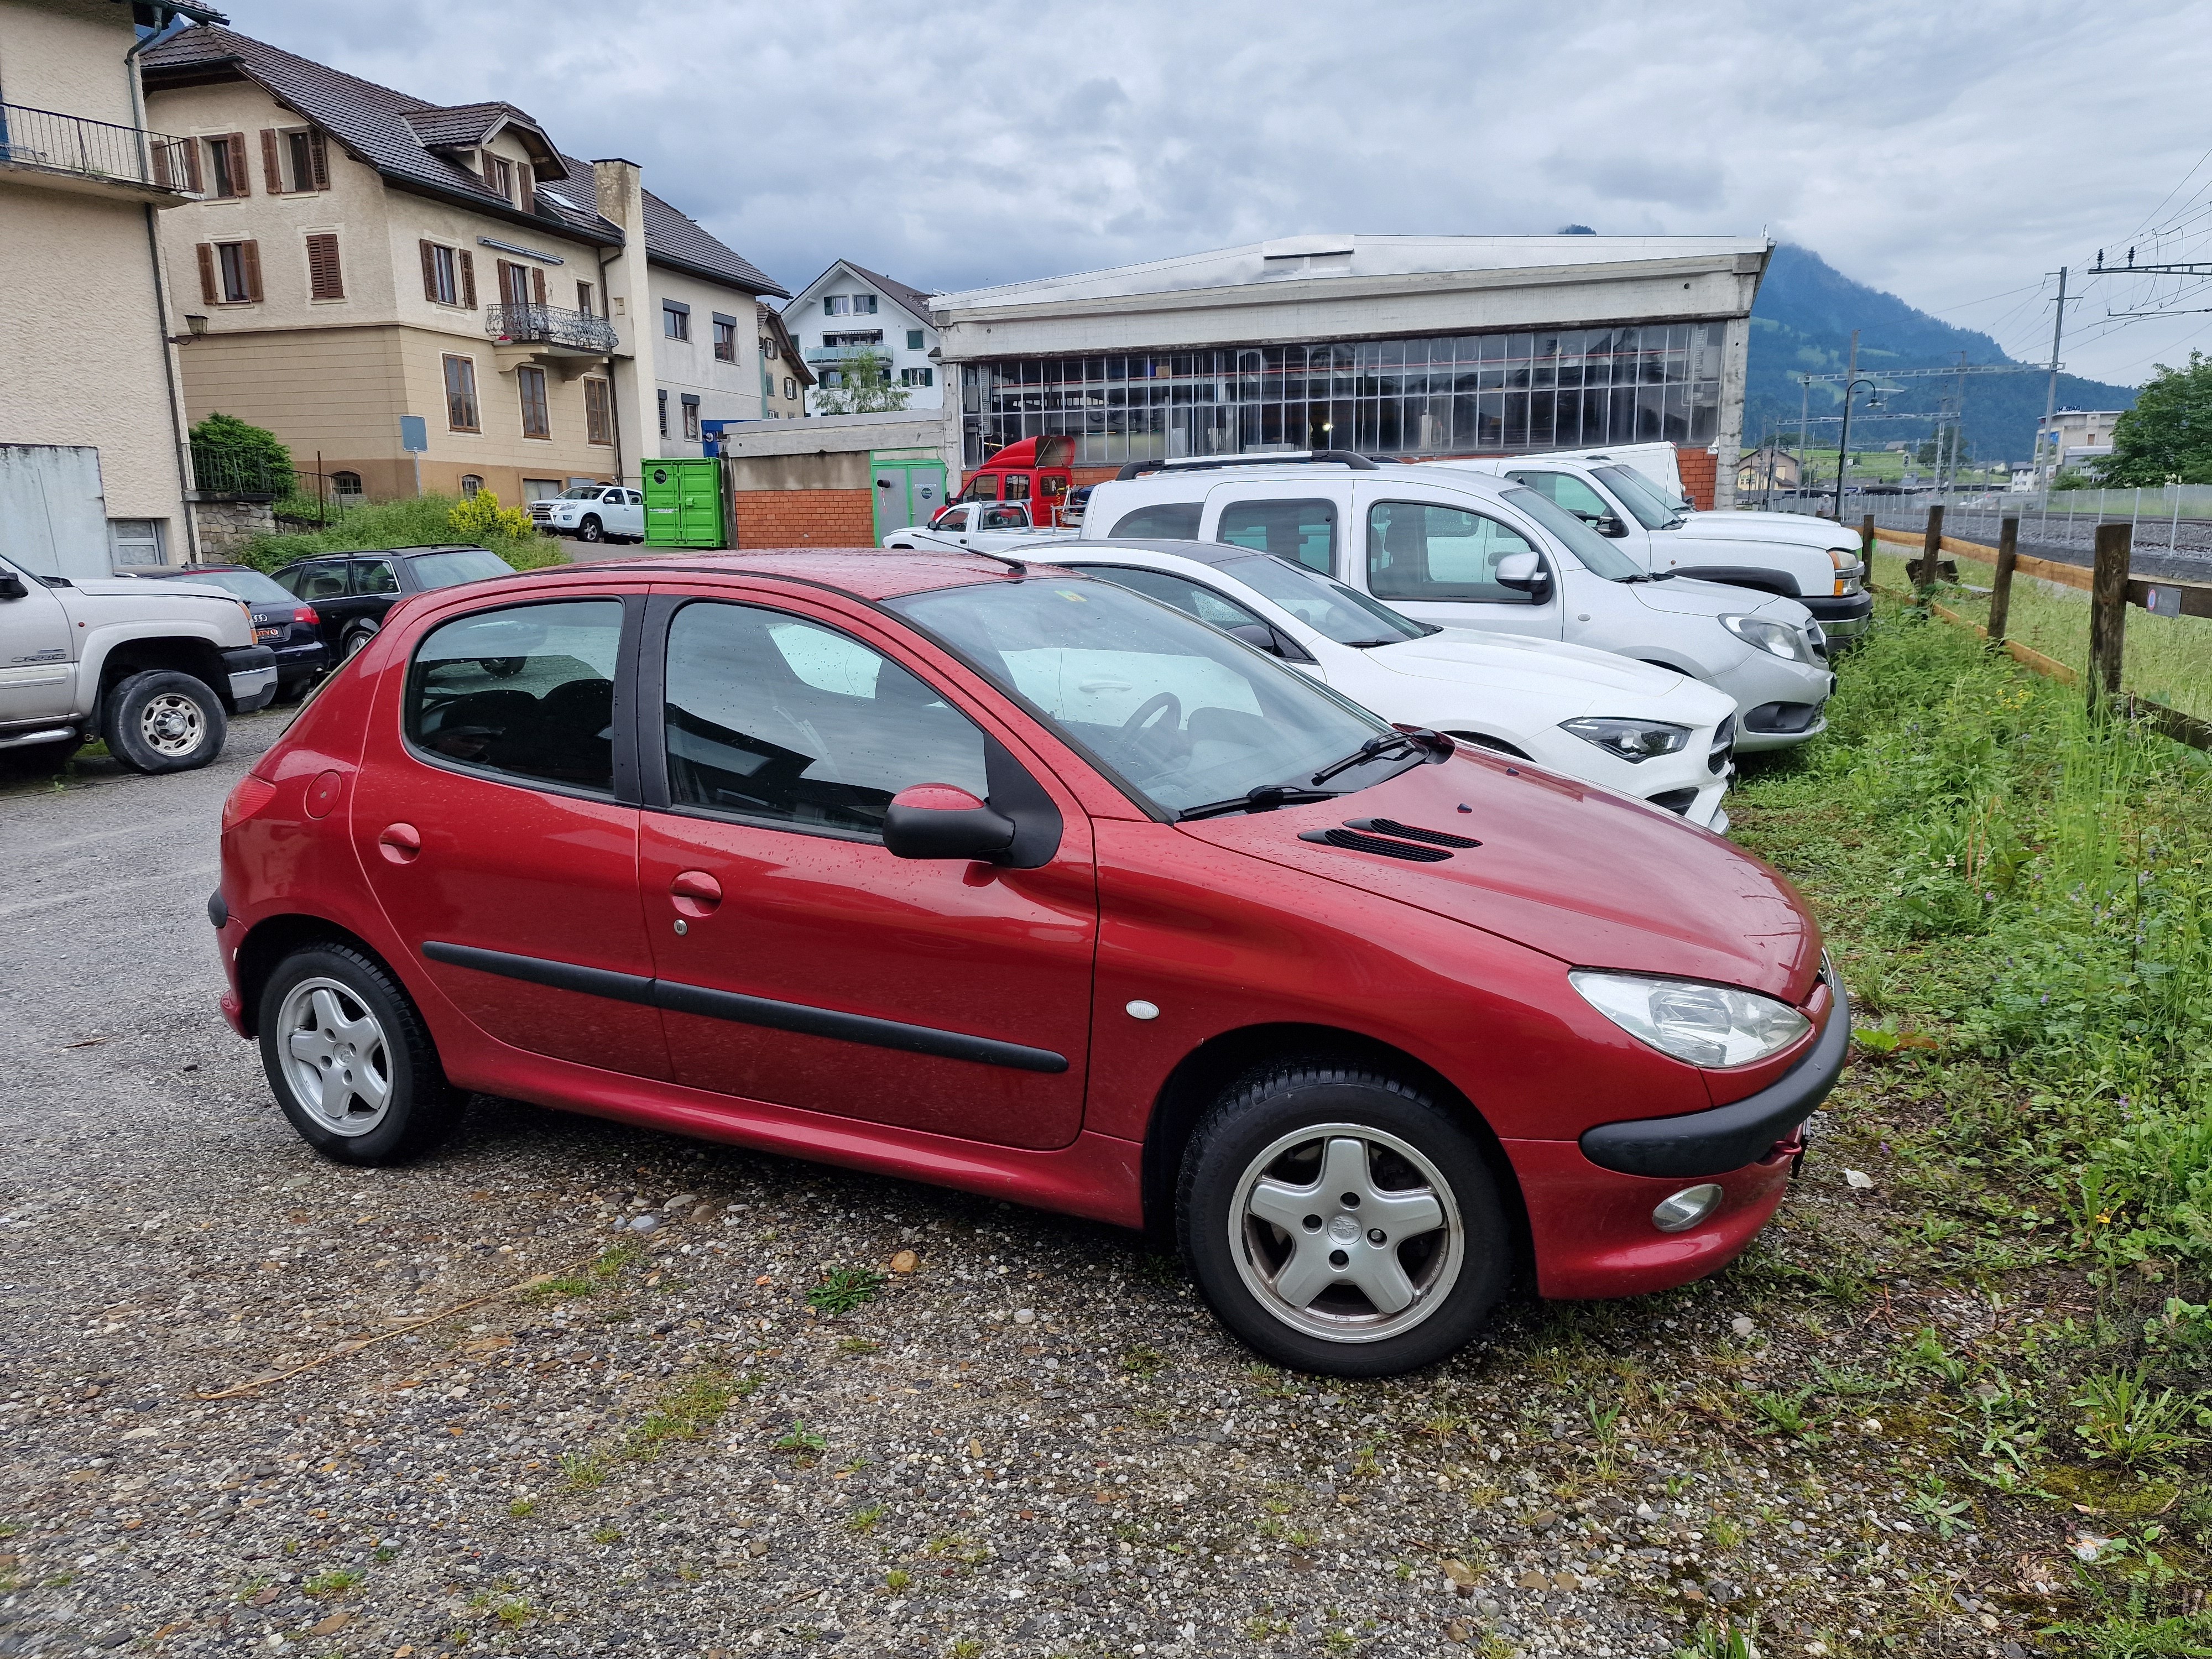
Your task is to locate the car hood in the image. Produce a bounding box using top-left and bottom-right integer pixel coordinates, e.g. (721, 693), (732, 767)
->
(1679, 512), (1858, 554)
(71, 576), (234, 599)
(1621, 575), (1812, 624)
(1180, 749), (1818, 999)
(1362, 629), (1713, 710)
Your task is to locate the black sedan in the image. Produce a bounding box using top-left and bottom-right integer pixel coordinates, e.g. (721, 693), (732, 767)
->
(268, 545), (519, 662)
(143, 564), (331, 701)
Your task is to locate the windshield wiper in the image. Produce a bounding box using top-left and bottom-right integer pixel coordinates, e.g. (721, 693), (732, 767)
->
(1177, 784), (1339, 822)
(1307, 731), (1428, 787)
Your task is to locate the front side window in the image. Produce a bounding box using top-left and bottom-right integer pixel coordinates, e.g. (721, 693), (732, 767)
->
(410, 548), (514, 588)
(888, 577), (1393, 818)
(959, 474), (1002, 503)
(518, 366), (551, 439)
(444, 354), (479, 431)
(1592, 465), (1687, 526)
(1107, 501), (1201, 539)
(1366, 501), (1542, 603)
(408, 599), (624, 794)
(352, 561), (399, 596)
(1504, 470), (1614, 524)
(1499, 486), (1646, 581)
(1214, 497), (1339, 573)
(1003, 474), (1031, 503)
(1218, 554), (1427, 645)
(662, 602), (989, 837)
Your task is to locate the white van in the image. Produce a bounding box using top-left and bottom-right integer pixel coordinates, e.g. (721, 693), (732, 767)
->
(1435, 456), (1872, 644)
(1080, 455), (1835, 751)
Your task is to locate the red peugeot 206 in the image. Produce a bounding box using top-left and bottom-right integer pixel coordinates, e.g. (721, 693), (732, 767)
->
(211, 549), (1845, 1376)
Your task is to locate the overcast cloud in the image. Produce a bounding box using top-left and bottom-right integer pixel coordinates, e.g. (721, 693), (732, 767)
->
(237, 0), (2212, 386)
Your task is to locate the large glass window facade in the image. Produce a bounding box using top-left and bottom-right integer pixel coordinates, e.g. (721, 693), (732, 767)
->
(959, 323), (1724, 469)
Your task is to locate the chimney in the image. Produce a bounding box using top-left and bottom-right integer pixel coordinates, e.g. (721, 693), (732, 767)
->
(591, 158), (642, 231)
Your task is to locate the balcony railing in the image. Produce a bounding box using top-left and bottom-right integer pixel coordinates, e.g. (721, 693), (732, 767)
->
(804, 343), (892, 366)
(0, 101), (195, 192)
(486, 304), (619, 354)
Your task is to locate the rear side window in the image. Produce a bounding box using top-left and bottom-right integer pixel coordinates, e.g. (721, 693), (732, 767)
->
(1107, 502), (1201, 539)
(410, 548), (514, 589)
(661, 602), (988, 838)
(353, 561), (399, 596)
(1215, 497), (1337, 573)
(294, 564), (347, 601)
(407, 600), (624, 794)
(1366, 502), (1541, 603)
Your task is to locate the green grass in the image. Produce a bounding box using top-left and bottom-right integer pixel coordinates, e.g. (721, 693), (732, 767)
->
(234, 491), (566, 574)
(806, 1266), (885, 1316)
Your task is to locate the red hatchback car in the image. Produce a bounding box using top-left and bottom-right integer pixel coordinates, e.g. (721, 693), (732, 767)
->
(212, 550), (1845, 1376)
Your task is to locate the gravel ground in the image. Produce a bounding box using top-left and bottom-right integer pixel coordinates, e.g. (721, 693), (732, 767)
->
(0, 719), (2052, 1658)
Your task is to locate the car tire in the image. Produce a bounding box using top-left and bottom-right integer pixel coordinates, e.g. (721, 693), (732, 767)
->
(1177, 1059), (1511, 1378)
(257, 942), (465, 1165)
(101, 670), (226, 774)
(578, 515), (603, 543)
(342, 624), (377, 661)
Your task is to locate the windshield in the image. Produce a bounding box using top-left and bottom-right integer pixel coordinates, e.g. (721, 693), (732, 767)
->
(410, 548), (517, 589)
(886, 577), (1401, 818)
(1499, 487), (1647, 582)
(1593, 465), (1684, 529)
(173, 568), (293, 604)
(558, 487), (604, 500)
(1218, 553), (1428, 646)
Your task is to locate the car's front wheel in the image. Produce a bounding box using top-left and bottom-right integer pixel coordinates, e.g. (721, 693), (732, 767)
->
(577, 515), (603, 542)
(257, 942), (465, 1164)
(1178, 1060), (1511, 1376)
(102, 669), (226, 774)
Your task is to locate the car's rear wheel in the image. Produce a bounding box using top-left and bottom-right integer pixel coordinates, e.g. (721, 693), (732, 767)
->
(578, 515), (603, 542)
(342, 624), (377, 660)
(1178, 1060), (1510, 1376)
(102, 670), (226, 774)
(257, 942), (464, 1165)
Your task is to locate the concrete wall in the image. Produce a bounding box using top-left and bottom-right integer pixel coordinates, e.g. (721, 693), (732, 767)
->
(648, 263), (766, 456)
(0, 0), (138, 124)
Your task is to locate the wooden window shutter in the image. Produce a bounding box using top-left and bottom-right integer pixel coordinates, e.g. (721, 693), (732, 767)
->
(307, 130), (329, 190)
(182, 138), (203, 195)
(260, 129), (281, 192)
(419, 239), (439, 302)
(226, 132), (251, 196)
(458, 250), (476, 309)
(531, 267), (546, 307)
(306, 233), (343, 301)
(240, 241), (263, 303)
(196, 243), (218, 305)
(152, 140), (173, 190)
(494, 259), (514, 307)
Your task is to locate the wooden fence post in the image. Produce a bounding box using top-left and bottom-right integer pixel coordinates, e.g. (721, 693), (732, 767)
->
(1912, 503), (1944, 587)
(1860, 512), (1875, 568)
(1986, 515), (2019, 644)
(2088, 521), (2132, 708)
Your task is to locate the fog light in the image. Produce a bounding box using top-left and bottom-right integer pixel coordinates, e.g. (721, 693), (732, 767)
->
(1651, 1183), (1723, 1234)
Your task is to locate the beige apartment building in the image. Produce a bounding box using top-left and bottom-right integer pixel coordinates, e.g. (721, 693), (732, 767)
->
(1, 0), (218, 574)
(140, 24), (785, 507)
(757, 301), (813, 420)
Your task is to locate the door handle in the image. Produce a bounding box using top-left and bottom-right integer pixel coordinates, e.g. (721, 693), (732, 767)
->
(377, 822), (421, 864)
(670, 869), (722, 917)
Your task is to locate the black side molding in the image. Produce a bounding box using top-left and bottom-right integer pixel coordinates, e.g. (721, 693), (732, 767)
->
(1578, 980), (1850, 1179)
(421, 941), (1068, 1075)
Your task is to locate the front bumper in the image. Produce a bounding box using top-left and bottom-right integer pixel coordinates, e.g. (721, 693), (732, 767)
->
(1803, 591), (1874, 643)
(220, 644), (278, 713)
(1717, 650), (1833, 752)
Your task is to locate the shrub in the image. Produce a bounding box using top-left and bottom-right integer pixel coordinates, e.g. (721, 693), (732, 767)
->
(448, 488), (534, 541)
(235, 492), (562, 575)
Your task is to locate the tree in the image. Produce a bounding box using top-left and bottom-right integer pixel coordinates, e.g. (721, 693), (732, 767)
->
(812, 348), (910, 415)
(2094, 351), (2212, 486)
(190, 411), (291, 493)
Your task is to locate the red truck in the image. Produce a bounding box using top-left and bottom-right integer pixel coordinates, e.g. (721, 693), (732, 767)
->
(941, 435), (1078, 528)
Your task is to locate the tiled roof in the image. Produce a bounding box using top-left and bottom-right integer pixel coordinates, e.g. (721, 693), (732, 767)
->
(140, 25), (624, 246)
(403, 102), (535, 152)
(839, 261), (935, 321)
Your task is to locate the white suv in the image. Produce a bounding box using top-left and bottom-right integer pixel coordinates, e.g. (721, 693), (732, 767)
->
(1053, 539), (1738, 831)
(530, 486), (644, 545)
(1081, 456), (1835, 752)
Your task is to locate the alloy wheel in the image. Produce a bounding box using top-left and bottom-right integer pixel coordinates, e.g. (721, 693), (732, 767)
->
(275, 977), (394, 1136)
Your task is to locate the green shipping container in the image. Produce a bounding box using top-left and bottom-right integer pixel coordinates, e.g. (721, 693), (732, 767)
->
(643, 458), (726, 548)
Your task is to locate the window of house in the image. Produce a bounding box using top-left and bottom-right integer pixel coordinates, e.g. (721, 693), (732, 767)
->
(108, 519), (165, 566)
(420, 241), (471, 307)
(713, 316), (737, 362)
(460, 475), (484, 499)
(204, 134), (244, 198)
(818, 371), (843, 389)
(852, 294), (878, 314)
(203, 239), (260, 305)
(907, 329), (925, 350)
(681, 395), (701, 441)
(522, 478), (562, 503)
(784, 377), (796, 400)
(281, 127), (328, 192)
(824, 295), (851, 316)
(305, 232), (343, 301)
(658, 389), (668, 437)
(330, 472), (364, 501)
(663, 300), (690, 341)
(407, 599), (624, 795)
(584, 378), (613, 446)
(900, 367), (933, 388)
(576, 280), (596, 316)
(518, 366), (551, 439)
(762, 336), (779, 361)
(443, 353), (479, 431)
(482, 153), (514, 205)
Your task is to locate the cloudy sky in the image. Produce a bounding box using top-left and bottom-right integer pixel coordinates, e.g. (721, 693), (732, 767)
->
(237, 0), (2212, 387)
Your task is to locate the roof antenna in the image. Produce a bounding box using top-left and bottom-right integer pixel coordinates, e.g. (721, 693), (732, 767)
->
(967, 548), (1029, 576)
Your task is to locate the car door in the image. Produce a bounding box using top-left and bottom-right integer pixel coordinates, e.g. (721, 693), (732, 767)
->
(634, 589), (1097, 1150)
(1504, 469), (1655, 573)
(348, 589), (674, 1081)
(352, 557), (401, 630)
(0, 556), (76, 723)
(1350, 487), (1565, 640)
(616, 491), (646, 539)
(282, 561), (353, 650)
(1205, 488), (1350, 576)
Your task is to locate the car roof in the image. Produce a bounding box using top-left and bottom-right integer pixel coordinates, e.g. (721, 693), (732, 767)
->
(1056, 538), (1261, 570)
(516, 547), (1056, 603)
(1107, 460), (1522, 502)
(162, 562), (253, 573)
(301, 545), (489, 560)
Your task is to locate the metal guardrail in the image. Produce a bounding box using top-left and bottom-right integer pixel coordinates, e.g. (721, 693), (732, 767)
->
(485, 304), (618, 354)
(190, 448), (288, 500)
(0, 101), (194, 191)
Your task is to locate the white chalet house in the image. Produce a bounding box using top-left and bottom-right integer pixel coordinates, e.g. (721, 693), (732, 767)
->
(784, 259), (940, 412)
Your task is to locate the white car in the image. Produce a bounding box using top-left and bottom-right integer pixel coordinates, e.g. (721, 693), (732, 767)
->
(1079, 456), (1836, 751)
(885, 500), (1078, 552)
(529, 484), (644, 545)
(1435, 456), (1873, 646)
(1004, 537), (1740, 831)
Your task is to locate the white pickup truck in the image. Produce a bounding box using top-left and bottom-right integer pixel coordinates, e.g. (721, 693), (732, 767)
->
(0, 547), (276, 773)
(529, 484), (644, 545)
(881, 499), (1079, 552)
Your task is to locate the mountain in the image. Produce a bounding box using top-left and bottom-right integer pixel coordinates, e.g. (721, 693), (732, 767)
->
(1744, 244), (2137, 466)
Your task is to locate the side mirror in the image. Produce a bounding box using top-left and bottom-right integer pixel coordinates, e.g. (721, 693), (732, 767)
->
(1493, 551), (1551, 602)
(1595, 514), (1629, 538)
(883, 784), (1016, 862)
(1223, 622), (1280, 655)
(0, 572), (26, 601)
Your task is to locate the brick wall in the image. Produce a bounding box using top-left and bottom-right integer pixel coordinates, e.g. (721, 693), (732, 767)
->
(731, 488), (876, 548)
(1676, 447), (1717, 511)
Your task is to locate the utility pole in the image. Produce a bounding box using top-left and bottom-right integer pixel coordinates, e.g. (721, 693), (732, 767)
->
(2039, 267), (2068, 487)
(1831, 330), (1860, 521)
(1796, 375), (1810, 498)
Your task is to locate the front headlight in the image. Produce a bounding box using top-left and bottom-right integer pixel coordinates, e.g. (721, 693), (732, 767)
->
(1569, 969), (1811, 1068)
(1828, 549), (1866, 596)
(1720, 614), (1817, 664)
(1559, 717), (1691, 763)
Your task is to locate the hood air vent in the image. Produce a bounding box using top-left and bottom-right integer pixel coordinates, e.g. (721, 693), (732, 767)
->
(1298, 826), (1453, 863)
(1344, 817), (1480, 849)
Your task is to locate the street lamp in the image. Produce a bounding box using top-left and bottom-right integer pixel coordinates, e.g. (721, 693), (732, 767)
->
(1831, 377), (1880, 521)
